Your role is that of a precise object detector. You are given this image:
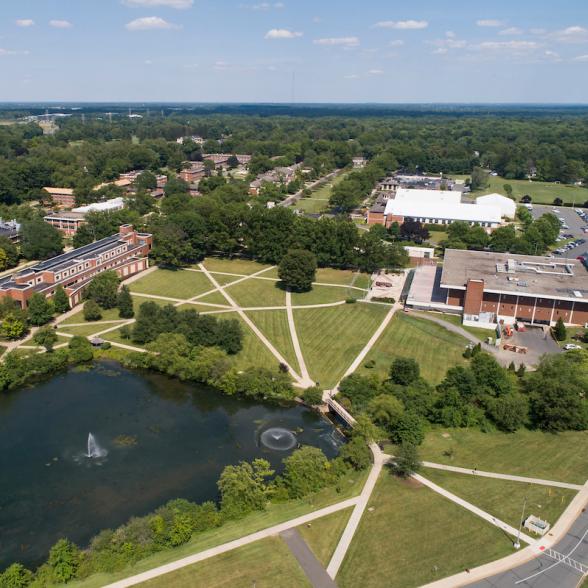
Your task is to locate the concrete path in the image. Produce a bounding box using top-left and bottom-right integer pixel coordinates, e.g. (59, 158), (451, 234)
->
(421, 461), (584, 491)
(285, 289), (313, 386)
(421, 482), (588, 588)
(198, 263), (304, 384)
(103, 497), (359, 588)
(412, 472), (535, 545)
(326, 445), (385, 579)
(280, 528), (338, 588)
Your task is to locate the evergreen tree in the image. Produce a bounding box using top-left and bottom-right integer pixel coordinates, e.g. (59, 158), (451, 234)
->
(83, 299), (102, 321)
(553, 317), (567, 341)
(86, 270), (120, 309)
(33, 326), (58, 352)
(27, 293), (53, 326)
(53, 285), (70, 314)
(117, 285), (134, 319)
(393, 443), (421, 478)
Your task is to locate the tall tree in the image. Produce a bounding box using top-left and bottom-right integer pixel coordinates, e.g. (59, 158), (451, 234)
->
(278, 249), (317, 292)
(20, 219), (63, 260)
(117, 285), (134, 319)
(27, 292), (53, 326)
(85, 270), (120, 309)
(52, 285), (70, 314)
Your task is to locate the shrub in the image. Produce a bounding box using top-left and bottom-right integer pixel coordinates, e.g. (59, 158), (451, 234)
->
(345, 297), (357, 304)
(84, 300), (102, 321)
(302, 386), (323, 406)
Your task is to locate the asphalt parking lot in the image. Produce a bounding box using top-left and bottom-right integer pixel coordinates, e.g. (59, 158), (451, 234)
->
(531, 204), (588, 259)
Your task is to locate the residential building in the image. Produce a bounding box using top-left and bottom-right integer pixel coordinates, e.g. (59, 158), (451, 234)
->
(176, 135), (205, 145)
(43, 187), (76, 208)
(352, 157), (367, 168)
(0, 219), (21, 243)
(179, 162), (206, 184)
(369, 188), (502, 229)
(406, 249), (588, 328)
(249, 164), (300, 195)
(44, 197), (126, 236)
(0, 225), (152, 309)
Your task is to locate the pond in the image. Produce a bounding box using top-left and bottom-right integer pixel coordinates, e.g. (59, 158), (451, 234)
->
(0, 361), (341, 569)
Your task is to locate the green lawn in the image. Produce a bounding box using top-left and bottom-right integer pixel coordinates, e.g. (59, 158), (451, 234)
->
(129, 269), (214, 300)
(419, 428), (588, 484)
(314, 267), (367, 286)
(338, 472), (514, 588)
(69, 470), (367, 588)
(430, 312), (495, 342)
(358, 312), (468, 384)
(297, 508), (352, 567)
(292, 286), (352, 306)
(473, 174), (588, 205)
(232, 315), (282, 371)
(131, 294), (176, 308)
(57, 323), (113, 338)
(60, 306), (123, 326)
(191, 289), (232, 306)
(245, 310), (299, 371)
(207, 272), (248, 286)
(295, 197), (330, 214)
(202, 257), (273, 276)
(295, 303), (389, 388)
(224, 278), (286, 308)
(423, 469), (576, 532)
(140, 537), (310, 588)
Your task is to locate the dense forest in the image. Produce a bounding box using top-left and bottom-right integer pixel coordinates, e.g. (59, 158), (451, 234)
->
(2, 107), (588, 207)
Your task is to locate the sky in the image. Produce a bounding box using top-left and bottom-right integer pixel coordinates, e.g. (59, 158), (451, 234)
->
(1, 0), (588, 103)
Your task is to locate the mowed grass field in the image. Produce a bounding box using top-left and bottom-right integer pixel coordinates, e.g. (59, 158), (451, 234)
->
(358, 312), (468, 383)
(420, 428), (588, 484)
(202, 257), (273, 276)
(129, 268), (213, 300)
(245, 309), (299, 371)
(295, 303), (390, 388)
(297, 508), (352, 567)
(224, 278), (286, 308)
(466, 174), (588, 205)
(423, 469), (576, 531)
(141, 537), (310, 588)
(338, 472), (513, 588)
(60, 306), (122, 325)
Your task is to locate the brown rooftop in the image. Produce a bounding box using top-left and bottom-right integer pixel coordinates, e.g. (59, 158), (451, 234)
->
(441, 249), (588, 302)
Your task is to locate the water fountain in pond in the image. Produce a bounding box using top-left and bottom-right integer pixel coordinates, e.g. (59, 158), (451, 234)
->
(259, 427), (297, 451)
(86, 433), (107, 459)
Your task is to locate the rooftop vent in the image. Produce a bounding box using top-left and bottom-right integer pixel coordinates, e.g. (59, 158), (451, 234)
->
(573, 290), (583, 298)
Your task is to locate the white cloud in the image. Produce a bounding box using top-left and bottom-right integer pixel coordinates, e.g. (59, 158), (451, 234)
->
(573, 54), (588, 61)
(16, 19), (34, 27)
(125, 16), (179, 30)
(0, 48), (30, 56)
(313, 36), (359, 47)
(388, 39), (404, 47)
(49, 20), (73, 29)
(123, 0), (193, 8)
(264, 28), (302, 39)
(367, 68), (384, 75)
(445, 31), (456, 38)
(498, 27), (523, 36)
(144, 59), (153, 64)
(551, 26), (588, 43)
(477, 40), (539, 51)
(543, 50), (562, 62)
(242, 2), (285, 10)
(476, 19), (505, 27)
(213, 59), (230, 70)
(373, 20), (428, 30)
(432, 47), (447, 55)
(344, 74), (359, 79)
(429, 36), (467, 51)
(312, 16), (322, 23)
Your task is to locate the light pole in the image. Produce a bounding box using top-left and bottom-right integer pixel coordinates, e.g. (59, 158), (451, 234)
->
(514, 496), (527, 550)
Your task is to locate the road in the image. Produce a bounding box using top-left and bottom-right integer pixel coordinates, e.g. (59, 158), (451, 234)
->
(280, 169), (342, 208)
(469, 508), (588, 588)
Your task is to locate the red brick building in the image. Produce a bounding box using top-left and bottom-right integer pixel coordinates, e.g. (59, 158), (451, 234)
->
(0, 225), (152, 309)
(439, 249), (588, 327)
(43, 187), (76, 208)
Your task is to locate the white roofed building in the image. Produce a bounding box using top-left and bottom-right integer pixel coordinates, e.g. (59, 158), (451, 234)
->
(378, 188), (502, 229)
(476, 193), (517, 219)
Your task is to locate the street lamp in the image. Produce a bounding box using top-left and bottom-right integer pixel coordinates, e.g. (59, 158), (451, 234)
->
(514, 496), (527, 550)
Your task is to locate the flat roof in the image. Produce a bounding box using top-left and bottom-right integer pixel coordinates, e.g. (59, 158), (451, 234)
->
(384, 198), (502, 224)
(441, 249), (588, 302)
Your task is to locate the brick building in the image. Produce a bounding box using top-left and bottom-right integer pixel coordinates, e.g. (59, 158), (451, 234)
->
(439, 249), (588, 328)
(0, 225), (152, 309)
(43, 187), (76, 208)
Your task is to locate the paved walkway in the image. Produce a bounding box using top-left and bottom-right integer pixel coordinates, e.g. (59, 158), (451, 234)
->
(326, 445), (386, 578)
(412, 472), (535, 545)
(421, 461), (584, 491)
(280, 528), (338, 588)
(104, 497), (360, 588)
(198, 263), (305, 385)
(285, 289), (313, 386)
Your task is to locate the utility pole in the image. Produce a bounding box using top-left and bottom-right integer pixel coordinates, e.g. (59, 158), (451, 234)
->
(514, 496), (527, 550)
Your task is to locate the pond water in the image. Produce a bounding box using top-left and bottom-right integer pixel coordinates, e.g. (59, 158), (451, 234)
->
(0, 362), (341, 569)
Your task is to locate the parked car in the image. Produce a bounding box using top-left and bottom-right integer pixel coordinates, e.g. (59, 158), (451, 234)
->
(563, 343), (582, 351)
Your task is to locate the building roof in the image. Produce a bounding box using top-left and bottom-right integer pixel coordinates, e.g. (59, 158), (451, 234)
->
(384, 191), (502, 224)
(43, 187), (74, 195)
(441, 249), (588, 302)
(475, 193), (517, 218)
(72, 197), (125, 214)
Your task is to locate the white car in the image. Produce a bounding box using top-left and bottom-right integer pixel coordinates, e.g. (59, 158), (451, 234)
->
(563, 343), (582, 351)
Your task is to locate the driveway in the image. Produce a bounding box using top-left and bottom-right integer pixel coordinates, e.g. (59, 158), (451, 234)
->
(495, 326), (561, 367)
(468, 508), (588, 588)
